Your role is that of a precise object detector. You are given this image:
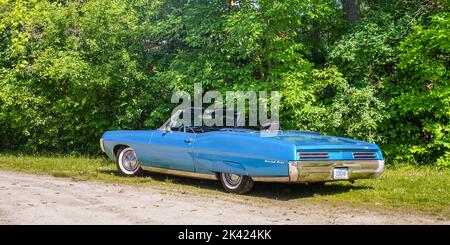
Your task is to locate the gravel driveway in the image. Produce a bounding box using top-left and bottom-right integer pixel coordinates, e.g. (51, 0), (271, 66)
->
(0, 170), (447, 225)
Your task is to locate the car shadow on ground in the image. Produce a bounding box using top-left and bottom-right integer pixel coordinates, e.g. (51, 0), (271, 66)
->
(248, 182), (371, 201)
(138, 171), (372, 201)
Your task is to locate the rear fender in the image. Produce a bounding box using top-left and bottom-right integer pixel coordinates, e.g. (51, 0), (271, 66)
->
(212, 161), (248, 176)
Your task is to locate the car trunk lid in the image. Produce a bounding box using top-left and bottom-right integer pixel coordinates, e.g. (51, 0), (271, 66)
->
(271, 131), (380, 160)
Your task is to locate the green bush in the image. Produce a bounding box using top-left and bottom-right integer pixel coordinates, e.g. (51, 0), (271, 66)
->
(0, 0), (165, 154)
(0, 0), (449, 167)
(280, 67), (384, 143)
(383, 12), (450, 166)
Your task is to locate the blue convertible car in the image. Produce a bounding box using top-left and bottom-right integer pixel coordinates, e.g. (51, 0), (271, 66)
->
(100, 108), (384, 194)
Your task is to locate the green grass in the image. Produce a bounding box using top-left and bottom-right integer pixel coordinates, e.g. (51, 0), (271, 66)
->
(0, 154), (449, 218)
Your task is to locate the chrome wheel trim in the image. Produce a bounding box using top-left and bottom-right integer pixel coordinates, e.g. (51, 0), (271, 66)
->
(221, 173), (243, 190)
(118, 148), (140, 175)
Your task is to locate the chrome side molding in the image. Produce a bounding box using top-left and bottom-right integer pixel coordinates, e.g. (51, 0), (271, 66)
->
(251, 177), (290, 182)
(141, 166), (218, 180)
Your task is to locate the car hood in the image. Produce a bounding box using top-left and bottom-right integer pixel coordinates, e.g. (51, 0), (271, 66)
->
(270, 131), (379, 150)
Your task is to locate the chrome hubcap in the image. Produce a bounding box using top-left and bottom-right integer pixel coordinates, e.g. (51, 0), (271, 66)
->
(121, 150), (139, 172)
(223, 173), (242, 189)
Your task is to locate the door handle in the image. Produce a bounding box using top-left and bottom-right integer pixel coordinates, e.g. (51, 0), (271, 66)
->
(185, 138), (193, 143)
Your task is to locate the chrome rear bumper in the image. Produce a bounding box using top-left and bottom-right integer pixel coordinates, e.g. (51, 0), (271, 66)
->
(253, 160), (384, 183)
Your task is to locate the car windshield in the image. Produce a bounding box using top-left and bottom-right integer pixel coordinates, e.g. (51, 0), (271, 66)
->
(162, 108), (267, 133)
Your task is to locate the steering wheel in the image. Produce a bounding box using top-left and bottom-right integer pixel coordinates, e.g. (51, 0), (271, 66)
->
(177, 125), (195, 133)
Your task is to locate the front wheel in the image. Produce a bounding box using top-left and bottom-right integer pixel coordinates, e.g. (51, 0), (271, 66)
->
(219, 173), (254, 194)
(116, 147), (144, 176)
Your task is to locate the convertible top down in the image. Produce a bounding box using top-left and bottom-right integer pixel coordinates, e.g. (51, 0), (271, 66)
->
(100, 108), (384, 194)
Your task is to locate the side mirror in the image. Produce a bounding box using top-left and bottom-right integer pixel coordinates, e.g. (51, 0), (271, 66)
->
(164, 123), (171, 132)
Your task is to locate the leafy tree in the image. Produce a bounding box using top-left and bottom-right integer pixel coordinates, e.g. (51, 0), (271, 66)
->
(0, 0), (165, 154)
(342, 0), (360, 22)
(384, 12), (450, 166)
(281, 67), (384, 142)
(0, 0), (448, 167)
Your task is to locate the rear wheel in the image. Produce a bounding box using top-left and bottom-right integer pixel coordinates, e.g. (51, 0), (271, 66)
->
(115, 147), (143, 176)
(219, 173), (254, 194)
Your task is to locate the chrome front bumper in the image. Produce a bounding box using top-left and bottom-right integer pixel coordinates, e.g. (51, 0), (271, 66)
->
(253, 160), (384, 183)
(99, 138), (105, 153)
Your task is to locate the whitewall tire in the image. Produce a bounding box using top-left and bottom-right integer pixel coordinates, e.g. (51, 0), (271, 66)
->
(219, 173), (254, 194)
(115, 147), (143, 176)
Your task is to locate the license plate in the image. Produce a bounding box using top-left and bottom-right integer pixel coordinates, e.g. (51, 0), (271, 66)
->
(333, 168), (349, 180)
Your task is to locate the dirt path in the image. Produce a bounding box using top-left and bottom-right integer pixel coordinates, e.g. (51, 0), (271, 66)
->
(0, 170), (447, 225)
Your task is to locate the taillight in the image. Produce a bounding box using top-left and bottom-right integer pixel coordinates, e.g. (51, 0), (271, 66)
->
(352, 152), (376, 159)
(299, 152), (329, 159)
